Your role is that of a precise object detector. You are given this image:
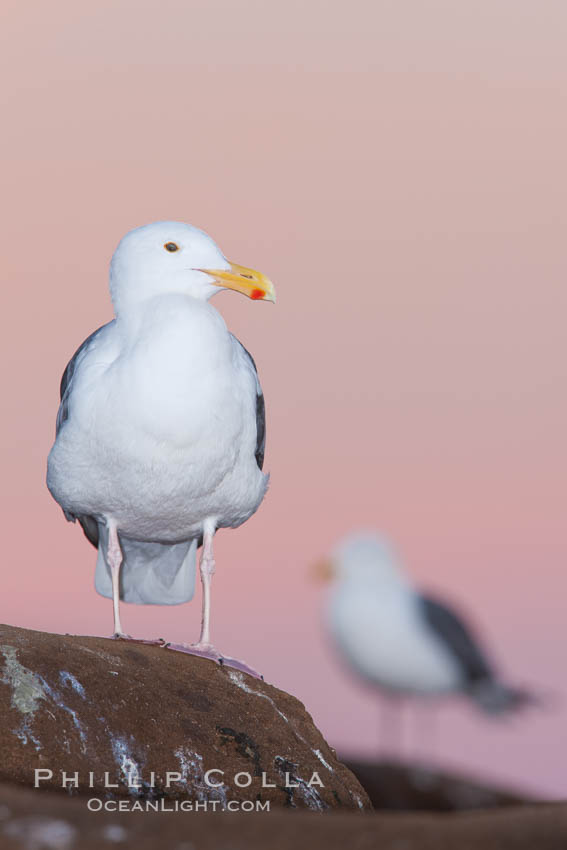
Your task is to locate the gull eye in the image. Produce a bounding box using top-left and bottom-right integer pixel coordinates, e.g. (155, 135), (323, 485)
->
(164, 242), (179, 252)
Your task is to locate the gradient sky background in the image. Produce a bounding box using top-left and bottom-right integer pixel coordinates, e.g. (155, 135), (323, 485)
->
(1, 0), (566, 797)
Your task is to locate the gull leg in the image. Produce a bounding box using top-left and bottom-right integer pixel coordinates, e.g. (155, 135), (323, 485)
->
(412, 702), (438, 765)
(107, 522), (128, 639)
(379, 695), (405, 761)
(165, 524), (262, 679)
(172, 527), (218, 656)
(196, 526), (216, 648)
(106, 522), (166, 646)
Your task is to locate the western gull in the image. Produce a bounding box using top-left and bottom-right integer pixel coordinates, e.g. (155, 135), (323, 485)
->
(47, 221), (275, 676)
(316, 533), (533, 716)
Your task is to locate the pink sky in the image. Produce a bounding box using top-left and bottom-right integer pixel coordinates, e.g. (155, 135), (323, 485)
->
(1, 1), (566, 797)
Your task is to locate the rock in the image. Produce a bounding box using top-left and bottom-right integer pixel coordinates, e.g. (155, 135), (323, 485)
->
(0, 781), (566, 850)
(344, 759), (531, 811)
(0, 624), (369, 811)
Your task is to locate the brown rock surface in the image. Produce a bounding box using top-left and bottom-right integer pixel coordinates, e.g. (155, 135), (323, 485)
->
(0, 624), (369, 811)
(0, 782), (566, 850)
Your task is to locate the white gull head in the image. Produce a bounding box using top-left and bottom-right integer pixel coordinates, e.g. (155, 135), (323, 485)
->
(109, 221), (275, 315)
(109, 222), (230, 314)
(330, 532), (407, 588)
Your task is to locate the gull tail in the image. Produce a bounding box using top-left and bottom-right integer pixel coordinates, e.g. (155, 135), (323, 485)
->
(95, 526), (198, 605)
(469, 679), (539, 716)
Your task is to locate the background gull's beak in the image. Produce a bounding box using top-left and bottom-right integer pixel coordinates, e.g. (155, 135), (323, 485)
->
(312, 559), (335, 582)
(199, 261), (276, 302)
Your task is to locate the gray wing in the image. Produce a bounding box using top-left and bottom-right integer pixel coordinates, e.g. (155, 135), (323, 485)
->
(57, 324), (111, 434)
(230, 334), (266, 471)
(419, 594), (494, 685)
(56, 323), (111, 548)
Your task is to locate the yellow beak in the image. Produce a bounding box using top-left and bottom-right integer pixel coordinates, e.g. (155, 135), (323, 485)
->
(199, 261), (276, 303)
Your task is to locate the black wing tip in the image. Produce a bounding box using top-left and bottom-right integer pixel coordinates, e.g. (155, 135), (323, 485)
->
(470, 680), (540, 715)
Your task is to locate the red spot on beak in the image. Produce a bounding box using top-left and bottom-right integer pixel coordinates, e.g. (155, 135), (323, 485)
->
(251, 288), (264, 300)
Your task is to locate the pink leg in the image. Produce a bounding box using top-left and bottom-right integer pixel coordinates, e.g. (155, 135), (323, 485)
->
(106, 522), (165, 647)
(171, 527), (219, 656)
(195, 528), (216, 650)
(107, 522), (128, 639)
(165, 525), (262, 679)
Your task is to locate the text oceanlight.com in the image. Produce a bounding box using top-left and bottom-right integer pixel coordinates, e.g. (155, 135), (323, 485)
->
(87, 799), (271, 812)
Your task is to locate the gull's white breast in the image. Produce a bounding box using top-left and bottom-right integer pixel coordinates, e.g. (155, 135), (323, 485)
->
(328, 584), (462, 695)
(47, 296), (267, 541)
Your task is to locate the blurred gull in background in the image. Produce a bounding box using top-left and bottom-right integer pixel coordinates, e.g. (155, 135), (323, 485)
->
(316, 533), (534, 743)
